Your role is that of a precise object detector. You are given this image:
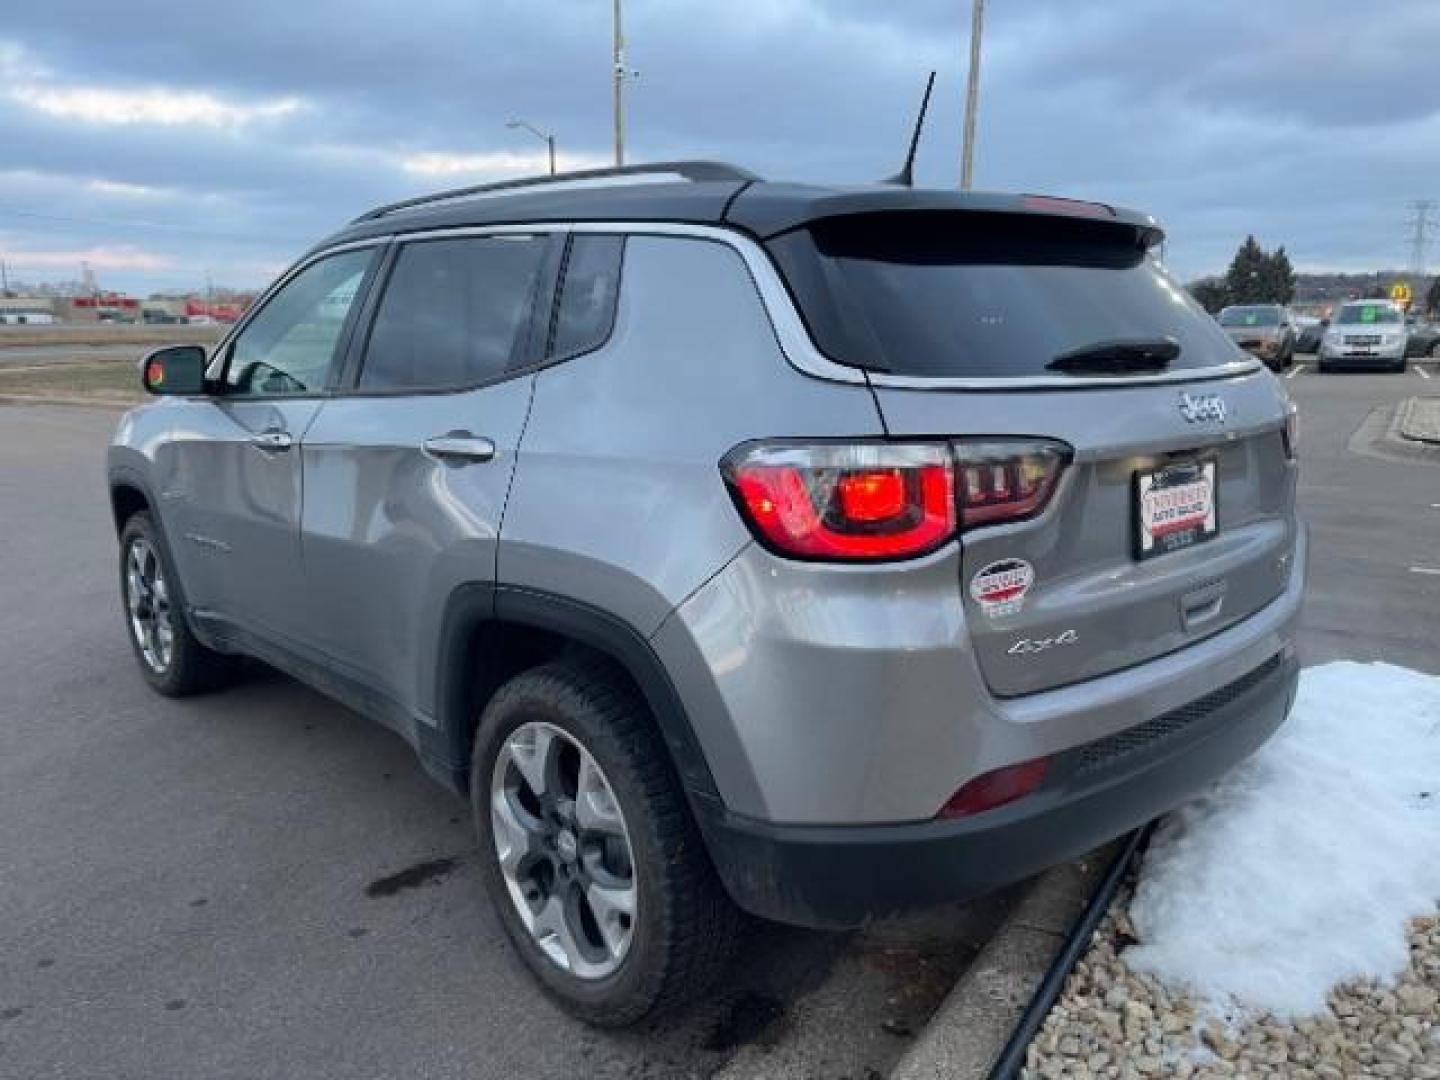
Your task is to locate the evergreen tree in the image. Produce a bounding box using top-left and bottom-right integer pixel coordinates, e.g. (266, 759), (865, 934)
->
(1224, 236), (1270, 305)
(1220, 237), (1298, 305)
(1265, 246), (1296, 305)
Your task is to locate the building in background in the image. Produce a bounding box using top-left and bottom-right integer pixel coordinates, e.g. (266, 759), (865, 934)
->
(0, 296), (57, 324)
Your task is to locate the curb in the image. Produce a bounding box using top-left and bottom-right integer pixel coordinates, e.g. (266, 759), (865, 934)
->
(890, 842), (1121, 1080)
(1398, 396), (1440, 445)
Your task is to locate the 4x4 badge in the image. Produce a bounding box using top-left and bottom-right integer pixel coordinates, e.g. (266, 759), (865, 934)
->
(1178, 391), (1227, 424)
(970, 559), (1034, 618)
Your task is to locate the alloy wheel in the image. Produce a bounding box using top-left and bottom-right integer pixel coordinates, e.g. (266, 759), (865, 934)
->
(490, 721), (638, 979)
(124, 536), (174, 673)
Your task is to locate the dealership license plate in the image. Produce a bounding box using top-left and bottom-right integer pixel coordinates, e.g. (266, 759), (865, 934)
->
(1135, 460), (1218, 560)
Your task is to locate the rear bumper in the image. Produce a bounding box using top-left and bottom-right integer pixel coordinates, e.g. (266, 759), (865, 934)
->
(696, 648), (1297, 928)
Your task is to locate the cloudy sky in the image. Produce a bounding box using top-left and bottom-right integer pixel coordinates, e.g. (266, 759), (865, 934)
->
(1, 0), (1437, 294)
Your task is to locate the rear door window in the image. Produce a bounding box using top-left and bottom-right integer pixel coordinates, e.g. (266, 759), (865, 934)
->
(358, 234), (550, 391)
(767, 212), (1238, 378)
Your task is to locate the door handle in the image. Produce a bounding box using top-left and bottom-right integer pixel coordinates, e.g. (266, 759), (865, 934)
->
(421, 433), (496, 463)
(251, 429), (293, 453)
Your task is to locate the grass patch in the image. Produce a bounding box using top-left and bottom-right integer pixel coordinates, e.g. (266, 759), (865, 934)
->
(0, 362), (143, 401)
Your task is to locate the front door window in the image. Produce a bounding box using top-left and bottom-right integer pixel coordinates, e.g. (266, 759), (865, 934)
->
(223, 249), (373, 396)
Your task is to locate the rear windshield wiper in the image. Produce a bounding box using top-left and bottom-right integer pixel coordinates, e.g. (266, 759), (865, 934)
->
(1046, 337), (1180, 375)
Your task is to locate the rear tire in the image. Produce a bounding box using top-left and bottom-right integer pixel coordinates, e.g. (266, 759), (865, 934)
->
(471, 659), (743, 1027)
(118, 512), (234, 697)
(1429, 342), (1439, 359)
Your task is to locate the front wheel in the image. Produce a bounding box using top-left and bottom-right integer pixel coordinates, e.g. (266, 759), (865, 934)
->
(118, 512), (233, 696)
(472, 660), (743, 1026)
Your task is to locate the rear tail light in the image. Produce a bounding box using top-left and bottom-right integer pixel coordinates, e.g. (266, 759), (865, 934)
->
(954, 441), (1069, 528)
(1282, 402), (1299, 460)
(722, 439), (1070, 562)
(938, 756), (1050, 818)
(722, 443), (955, 561)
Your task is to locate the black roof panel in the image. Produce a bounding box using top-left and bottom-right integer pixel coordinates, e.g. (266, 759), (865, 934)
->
(314, 171), (1161, 254)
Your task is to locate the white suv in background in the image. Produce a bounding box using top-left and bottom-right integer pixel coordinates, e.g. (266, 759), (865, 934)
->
(1318, 300), (1409, 373)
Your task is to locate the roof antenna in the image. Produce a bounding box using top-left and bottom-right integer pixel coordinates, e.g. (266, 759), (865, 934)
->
(885, 70), (936, 187)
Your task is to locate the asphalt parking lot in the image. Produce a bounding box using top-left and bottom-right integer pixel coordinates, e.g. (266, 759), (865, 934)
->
(0, 362), (1435, 1079)
(1283, 357), (1439, 673)
(0, 404), (1009, 1080)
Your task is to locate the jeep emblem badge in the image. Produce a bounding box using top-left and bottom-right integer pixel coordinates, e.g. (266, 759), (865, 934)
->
(1178, 391), (1227, 424)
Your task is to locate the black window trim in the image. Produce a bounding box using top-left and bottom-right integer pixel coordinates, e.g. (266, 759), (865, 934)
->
(334, 230), (565, 400)
(209, 241), (387, 402)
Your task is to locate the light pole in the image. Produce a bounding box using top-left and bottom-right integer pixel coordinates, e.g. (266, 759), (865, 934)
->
(960, 0), (986, 190)
(506, 119), (557, 176)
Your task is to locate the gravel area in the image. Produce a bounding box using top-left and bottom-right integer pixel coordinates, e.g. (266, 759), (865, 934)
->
(1022, 893), (1440, 1079)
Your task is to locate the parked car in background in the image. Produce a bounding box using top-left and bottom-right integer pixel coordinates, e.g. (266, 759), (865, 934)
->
(1318, 300), (1409, 372)
(1403, 318), (1440, 359)
(109, 162), (1304, 1026)
(1217, 304), (1297, 369)
(1295, 316), (1325, 354)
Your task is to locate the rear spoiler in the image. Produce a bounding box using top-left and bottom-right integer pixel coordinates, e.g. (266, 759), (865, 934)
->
(725, 183), (1164, 249)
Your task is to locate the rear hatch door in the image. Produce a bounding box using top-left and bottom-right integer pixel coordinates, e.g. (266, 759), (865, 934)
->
(766, 208), (1298, 696)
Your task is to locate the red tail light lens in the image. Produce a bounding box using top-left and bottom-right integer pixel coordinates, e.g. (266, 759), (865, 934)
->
(722, 440), (1069, 562)
(953, 441), (1069, 528)
(723, 443), (955, 561)
(938, 757), (1050, 818)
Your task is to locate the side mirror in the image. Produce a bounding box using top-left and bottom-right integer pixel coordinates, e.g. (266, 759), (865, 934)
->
(141, 345), (208, 395)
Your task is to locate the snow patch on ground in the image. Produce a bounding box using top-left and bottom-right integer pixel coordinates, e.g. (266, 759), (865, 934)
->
(1125, 661), (1440, 1018)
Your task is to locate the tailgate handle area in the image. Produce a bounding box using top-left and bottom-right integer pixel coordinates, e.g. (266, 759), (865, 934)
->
(1181, 580), (1227, 630)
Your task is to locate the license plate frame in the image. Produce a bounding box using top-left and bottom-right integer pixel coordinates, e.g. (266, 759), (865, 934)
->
(1134, 458), (1218, 561)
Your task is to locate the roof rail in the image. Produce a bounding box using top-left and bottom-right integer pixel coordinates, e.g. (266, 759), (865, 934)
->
(352, 160), (761, 223)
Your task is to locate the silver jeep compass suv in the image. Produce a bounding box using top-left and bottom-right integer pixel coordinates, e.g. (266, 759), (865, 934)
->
(109, 162), (1306, 1025)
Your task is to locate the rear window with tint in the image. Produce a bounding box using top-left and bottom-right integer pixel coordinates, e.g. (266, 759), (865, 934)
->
(767, 212), (1238, 378)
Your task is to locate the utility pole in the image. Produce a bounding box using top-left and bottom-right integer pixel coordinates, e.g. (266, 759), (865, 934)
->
(960, 0), (986, 190)
(612, 0), (625, 167)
